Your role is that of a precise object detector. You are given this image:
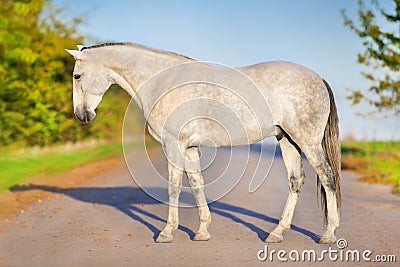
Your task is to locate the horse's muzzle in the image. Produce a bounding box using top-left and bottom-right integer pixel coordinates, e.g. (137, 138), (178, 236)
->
(75, 108), (96, 124)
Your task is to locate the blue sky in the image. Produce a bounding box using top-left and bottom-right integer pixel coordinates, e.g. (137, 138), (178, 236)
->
(53, 0), (399, 140)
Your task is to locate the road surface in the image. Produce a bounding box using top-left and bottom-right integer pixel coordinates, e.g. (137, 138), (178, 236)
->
(0, 145), (399, 266)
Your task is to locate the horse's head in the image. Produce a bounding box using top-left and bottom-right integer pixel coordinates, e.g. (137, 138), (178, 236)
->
(65, 46), (113, 124)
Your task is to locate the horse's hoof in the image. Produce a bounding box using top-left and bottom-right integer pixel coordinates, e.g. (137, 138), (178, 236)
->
(265, 232), (283, 243)
(193, 232), (210, 241)
(155, 233), (173, 243)
(318, 235), (336, 244)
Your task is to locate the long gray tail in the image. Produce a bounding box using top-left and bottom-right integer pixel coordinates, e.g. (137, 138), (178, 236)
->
(318, 79), (341, 223)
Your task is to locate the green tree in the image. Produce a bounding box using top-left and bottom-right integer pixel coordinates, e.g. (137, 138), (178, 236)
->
(0, 0), (132, 146)
(0, 0), (81, 145)
(342, 0), (400, 114)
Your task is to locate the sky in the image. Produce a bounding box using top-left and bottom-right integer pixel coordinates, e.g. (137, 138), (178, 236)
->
(53, 0), (400, 140)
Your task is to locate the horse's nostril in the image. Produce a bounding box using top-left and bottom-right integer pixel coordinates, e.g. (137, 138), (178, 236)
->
(84, 110), (90, 123)
(74, 111), (83, 122)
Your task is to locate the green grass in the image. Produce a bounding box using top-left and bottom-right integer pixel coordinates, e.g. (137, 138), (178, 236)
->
(0, 141), (138, 193)
(341, 141), (400, 193)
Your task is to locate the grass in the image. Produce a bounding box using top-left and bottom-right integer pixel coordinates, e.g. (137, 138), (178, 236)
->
(341, 141), (400, 193)
(0, 140), (144, 193)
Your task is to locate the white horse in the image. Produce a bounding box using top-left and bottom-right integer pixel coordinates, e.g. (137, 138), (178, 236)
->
(66, 42), (341, 244)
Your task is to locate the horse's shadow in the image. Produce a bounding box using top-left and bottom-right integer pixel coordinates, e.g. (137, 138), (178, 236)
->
(9, 184), (320, 243)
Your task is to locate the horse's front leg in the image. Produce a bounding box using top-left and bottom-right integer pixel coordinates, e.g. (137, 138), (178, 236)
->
(156, 161), (183, 243)
(185, 147), (211, 241)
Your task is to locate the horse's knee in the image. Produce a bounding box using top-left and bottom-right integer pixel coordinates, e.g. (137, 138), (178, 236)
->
(188, 176), (199, 188)
(188, 172), (204, 188)
(168, 183), (182, 196)
(289, 173), (306, 193)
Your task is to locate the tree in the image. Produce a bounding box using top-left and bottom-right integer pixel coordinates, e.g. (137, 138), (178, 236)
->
(342, 0), (400, 114)
(0, 0), (82, 145)
(0, 0), (132, 146)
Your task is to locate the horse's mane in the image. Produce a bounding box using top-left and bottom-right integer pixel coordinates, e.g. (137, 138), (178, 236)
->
(80, 42), (194, 60)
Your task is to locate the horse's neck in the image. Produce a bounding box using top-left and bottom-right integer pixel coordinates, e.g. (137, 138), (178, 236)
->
(99, 46), (192, 111)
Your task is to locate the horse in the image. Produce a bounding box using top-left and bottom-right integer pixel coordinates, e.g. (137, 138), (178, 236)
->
(65, 42), (341, 244)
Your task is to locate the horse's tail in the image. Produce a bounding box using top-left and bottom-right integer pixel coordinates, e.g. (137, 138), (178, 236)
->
(318, 79), (341, 223)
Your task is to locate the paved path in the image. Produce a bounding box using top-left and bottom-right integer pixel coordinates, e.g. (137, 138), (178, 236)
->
(0, 145), (399, 266)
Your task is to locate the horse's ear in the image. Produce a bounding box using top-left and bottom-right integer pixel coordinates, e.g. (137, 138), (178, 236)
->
(77, 45), (84, 51)
(65, 49), (83, 60)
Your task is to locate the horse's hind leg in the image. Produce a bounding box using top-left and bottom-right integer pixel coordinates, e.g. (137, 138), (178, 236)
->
(266, 135), (306, 243)
(156, 160), (183, 243)
(302, 145), (339, 244)
(185, 147), (211, 241)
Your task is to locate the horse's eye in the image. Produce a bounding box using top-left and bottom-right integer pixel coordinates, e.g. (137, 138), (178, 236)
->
(74, 74), (81, 80)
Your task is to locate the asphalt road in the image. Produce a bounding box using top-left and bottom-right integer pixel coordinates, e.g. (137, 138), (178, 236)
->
(0, 144), (399, 266)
